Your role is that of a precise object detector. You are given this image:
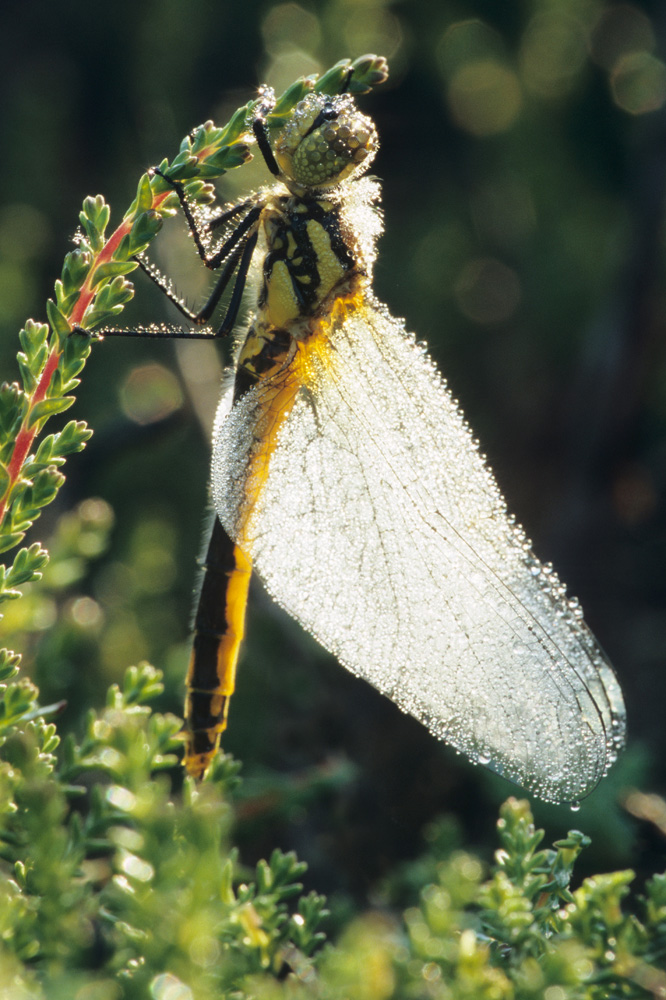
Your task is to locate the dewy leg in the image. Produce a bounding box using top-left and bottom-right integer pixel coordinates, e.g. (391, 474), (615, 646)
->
(184, 516), (252, 778)
(97, 214), (260, 340)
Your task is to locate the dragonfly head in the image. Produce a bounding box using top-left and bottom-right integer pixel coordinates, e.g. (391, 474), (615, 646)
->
(274, 93), (378, 193)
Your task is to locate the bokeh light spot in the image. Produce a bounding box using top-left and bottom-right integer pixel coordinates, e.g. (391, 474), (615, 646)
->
(150, 974), (193, 1000)
(0, 261), (35, 325)
(32, 597), (57, 631)
(263, 51), (321, 98)
(106, 785), (137, 812)
(611, 51), (666, 114)
(261, 3), (321, 57)
(438, 19), (504, 76)
(340, 3), (403, 60)
(470, 179), (535, 249)
(189, 934), (221, 968)
(131, 518), (178, 595)
(459, 855), (483, 881)
(612, 463), (656, 525)
(590, 4), (655, 70)
(0, 203), (50, 262)
(520, 13), (588, 98)
(119, 850), (154, 883)
(422, 961), (442, 981)
(447, 60), (522, 136)
(78, 498), (115, 531)
(411, 223), (472, 297)
(70, 596), (104, 629)
(119, 363), (183, 426)
(454, 257), (521, 324)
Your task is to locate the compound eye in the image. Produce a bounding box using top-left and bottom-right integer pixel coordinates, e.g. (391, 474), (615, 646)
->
(275, 94), (378, 191)
(304, 104), (340, 138)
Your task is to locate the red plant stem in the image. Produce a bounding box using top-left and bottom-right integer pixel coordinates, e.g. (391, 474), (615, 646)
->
(0, 348), (62, 524)
(0, 189), (173, 527)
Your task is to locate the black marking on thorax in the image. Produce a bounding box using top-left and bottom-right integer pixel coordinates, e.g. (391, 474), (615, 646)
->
(262, 195), (355, 312)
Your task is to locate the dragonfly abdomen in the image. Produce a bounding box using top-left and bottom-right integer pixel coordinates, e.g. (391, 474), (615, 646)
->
(184, 518), (252, 778)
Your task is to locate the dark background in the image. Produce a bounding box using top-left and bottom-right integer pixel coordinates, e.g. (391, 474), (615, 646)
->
(1, 0), (665, 905)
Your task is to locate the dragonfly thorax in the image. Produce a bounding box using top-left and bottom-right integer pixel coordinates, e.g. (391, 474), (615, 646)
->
(273, 93), (378, 194)
(258, 189), (360, 330)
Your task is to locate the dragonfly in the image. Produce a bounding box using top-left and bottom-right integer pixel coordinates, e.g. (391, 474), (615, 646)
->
(103, 60), (626, 803)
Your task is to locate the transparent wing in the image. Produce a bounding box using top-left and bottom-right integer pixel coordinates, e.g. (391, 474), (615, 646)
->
(211, 296), (626, 803)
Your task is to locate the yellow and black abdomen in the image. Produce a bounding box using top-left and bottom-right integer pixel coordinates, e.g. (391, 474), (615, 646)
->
(184, 519), (251, 777)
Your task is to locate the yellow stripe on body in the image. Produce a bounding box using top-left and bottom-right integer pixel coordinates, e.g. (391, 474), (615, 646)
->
(265, 259), (301, 329)
(184, 532), (252, 778)
(234, 289), (364, 550)
(305, 219), (345, 300)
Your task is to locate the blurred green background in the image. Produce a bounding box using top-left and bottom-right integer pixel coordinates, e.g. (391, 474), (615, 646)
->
(1, 0), (665, 904)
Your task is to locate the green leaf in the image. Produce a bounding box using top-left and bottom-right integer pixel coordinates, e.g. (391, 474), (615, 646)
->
(346, 53), (390, 94)
(222, 102), (254, 143)
(121, 663), (165, 706)
(0, 648), (21, 681)
(153, 155), (197, 186)
(53, 420), (92, 456)
(270, 80), (313, 122)
(28, 396), (76, 427)
(62, 330), (92, 374)
(0, 531), (26, 555)
(19, 320), (50, 363)
(61, 248), (92, 295)
(198, 143), (253, 178)
(128, 210), (163, 254)
(91, 259), (139, 286)
(16, 354), (37, 394)
(113, 233), (133, 263)
(4, 542), (49, 587)
(46, 298), (72, 344)
(0, 678), (39, 729)
(80, 273), (134, 330)
(17, 466), (65, 512)
(79, 194), (110, 252)
(135, 172), (154, 214)
(32, 433), (57, 467)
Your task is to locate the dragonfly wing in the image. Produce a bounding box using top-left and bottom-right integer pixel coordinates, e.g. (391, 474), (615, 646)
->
(212, 297), (626, 803)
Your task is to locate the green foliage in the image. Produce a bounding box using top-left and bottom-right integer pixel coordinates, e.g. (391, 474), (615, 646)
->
(0, 662), (329, 998)
(266, 54), (388, 128)
(303, 800), (666, 1000)
(1, 696), (664, 1000)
